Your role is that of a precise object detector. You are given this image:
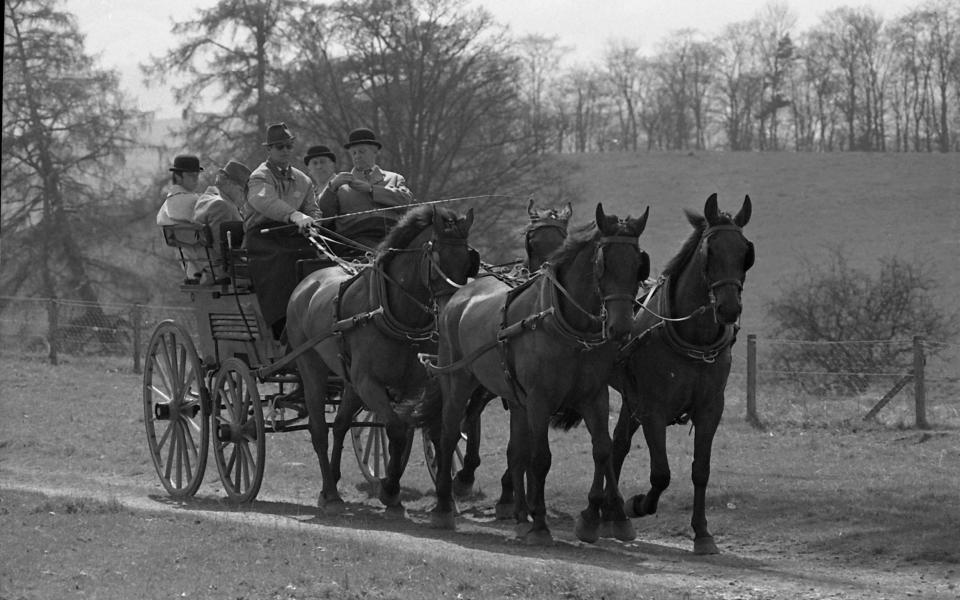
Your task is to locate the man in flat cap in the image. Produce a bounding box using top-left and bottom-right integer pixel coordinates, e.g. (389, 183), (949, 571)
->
(317, 127), (414, 256)
(243, 122), (323, 340)
(192, 159), (251, 283)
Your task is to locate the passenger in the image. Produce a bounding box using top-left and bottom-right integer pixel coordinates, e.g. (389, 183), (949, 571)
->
(193, 159), (251, 282)
(242, 122), (322, 340)
(157, 154), (204, 280)
(303, 144), (338, 196)
(317, 128), (415, 256)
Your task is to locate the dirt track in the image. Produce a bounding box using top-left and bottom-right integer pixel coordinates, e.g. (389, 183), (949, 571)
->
(2, 465), (955, 600)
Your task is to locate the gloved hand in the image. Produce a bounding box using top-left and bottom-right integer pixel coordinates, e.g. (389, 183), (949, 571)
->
(289, 211), (316, 233)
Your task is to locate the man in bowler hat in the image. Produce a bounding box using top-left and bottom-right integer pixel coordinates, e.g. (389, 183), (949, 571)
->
(243, 122), (323, 340)
(317, 127), (414, 256)
(304, 144), (337, 194)
(157, 155), (205, 280)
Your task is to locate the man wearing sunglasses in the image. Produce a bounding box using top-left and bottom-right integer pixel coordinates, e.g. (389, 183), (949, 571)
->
(243, 122), (323, 340)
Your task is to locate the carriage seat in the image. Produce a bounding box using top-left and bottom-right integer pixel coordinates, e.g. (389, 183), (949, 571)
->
(161, 222), (252, 290)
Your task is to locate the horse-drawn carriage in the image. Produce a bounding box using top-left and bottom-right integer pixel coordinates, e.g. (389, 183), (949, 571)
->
(143, 218), (420, 503)
(142, 194), (755, 554)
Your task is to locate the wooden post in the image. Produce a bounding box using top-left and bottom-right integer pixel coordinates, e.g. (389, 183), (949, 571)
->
(914, 336), (928, 429)
(132, 303), (143, 374)
(746, 334), (761, 428)
(47, 298), (59, 366)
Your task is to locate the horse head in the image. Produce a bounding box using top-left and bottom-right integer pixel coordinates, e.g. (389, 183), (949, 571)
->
(526, 198), (572, 271)
(426, 206), (477, 299)
(699, 193), (754, 324)
(594, 202), (650, 341)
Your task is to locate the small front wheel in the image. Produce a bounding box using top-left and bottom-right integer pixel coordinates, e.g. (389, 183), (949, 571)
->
(210, 358), (265, 503)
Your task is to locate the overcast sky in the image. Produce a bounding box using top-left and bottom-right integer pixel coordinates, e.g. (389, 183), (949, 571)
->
(66, 0), (922, 118)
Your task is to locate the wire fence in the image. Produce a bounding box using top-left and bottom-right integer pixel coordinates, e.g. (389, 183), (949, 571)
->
(2, 296), (957, 428)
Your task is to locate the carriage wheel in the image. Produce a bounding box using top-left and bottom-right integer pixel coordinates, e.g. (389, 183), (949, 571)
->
(351, 409), (413, 485)
(210, 358), (266, 503)
(142, 321), (209, 498)
(422, 429), (466, 484)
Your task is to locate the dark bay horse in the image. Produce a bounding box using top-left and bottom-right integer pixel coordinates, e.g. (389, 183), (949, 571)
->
(423, 203), (650, 544)
(611, 193), (754, 554)
(286, 204), (476, 513)
(449, 199), (573, 501)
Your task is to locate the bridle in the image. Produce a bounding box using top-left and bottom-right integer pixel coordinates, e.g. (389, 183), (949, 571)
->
(543, 234), (647, 347)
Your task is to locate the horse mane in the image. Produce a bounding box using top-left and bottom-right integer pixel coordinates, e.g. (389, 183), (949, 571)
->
(545, 221), (597, 267)
(375, 204), (462, 261)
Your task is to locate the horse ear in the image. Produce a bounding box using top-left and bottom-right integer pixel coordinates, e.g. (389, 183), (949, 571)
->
(595, 203), (607, 229)
(527, 197), (537, 219)
(634, 206), (650, 235)
(463, 207), (475, 231)
(734, 195), (752, 228)
(704, 193), (719, 223)
(559, 202), (572, 221)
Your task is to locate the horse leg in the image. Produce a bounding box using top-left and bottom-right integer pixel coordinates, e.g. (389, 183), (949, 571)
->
(611, 378), (643, 482)
(625, 415), (670, 521)
(296, 354), (341, 513)
(454, 388), (494, 497)
(576, 389), (635, 543)
(328, 386), (361, 498)
(521, 408), (553, 546)
(429, 373), (474, 530)
(379, 414), (411, 515)
(690, 406), (723, 555)
(505, 408), (529, 527)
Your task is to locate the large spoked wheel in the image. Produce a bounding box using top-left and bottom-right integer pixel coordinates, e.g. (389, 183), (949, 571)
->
(422, 429), (466, 484)
(351, 409), (413, 485)
(210, 358), (265, 503)
(142, 321), (209, 498)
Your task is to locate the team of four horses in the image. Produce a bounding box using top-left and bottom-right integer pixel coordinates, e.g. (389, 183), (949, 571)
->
(283, 192), (754, 555)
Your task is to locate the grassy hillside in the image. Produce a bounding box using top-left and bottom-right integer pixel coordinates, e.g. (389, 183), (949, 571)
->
(555, 151), (959, 340)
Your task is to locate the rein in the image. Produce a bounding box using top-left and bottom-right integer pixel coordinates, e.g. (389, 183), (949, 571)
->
(620, 223), (746, 362)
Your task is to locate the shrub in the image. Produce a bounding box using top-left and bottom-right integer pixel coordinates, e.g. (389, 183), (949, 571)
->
(766, 248), (956, 394)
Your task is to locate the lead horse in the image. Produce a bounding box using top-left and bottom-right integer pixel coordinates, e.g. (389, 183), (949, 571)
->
(611, 193), (754, 554)
(286, 204), (477, 513)
(423, 203), (650, 544)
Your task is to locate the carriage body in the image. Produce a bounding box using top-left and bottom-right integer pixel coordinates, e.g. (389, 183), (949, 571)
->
(142, 222), (403, 504)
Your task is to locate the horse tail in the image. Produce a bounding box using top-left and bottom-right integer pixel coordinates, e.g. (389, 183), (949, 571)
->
(550, 405), (583, 430)
(397, 376), (443, 429)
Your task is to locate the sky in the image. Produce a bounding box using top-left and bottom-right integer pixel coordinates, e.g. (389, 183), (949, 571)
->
(66, 0), (922, 118)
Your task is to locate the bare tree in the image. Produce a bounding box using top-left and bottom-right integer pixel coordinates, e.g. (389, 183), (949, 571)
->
(143, 0), (308, 167)
(603, 41), (643, 151)
(713, 20), (764, 150)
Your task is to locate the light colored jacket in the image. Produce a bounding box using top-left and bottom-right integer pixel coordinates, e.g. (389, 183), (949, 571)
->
(156, 184), (199, 225)
(243, 160), (320, 232)
(317, 165), (414, 245)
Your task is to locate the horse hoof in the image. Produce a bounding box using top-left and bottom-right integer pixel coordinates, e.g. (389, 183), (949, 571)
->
(378, 487), (402, 508)
(574, 513), (600, 544)
(608, 519), (636, 542)
(494, 502), (514, 520)
(452, 478), (474, 498)
(522, 528), (554, 546)
(318, 496), (345, 515)
(430, 510), (456, 530)
(624, 494), (644, 518)
(384, 504), (407, 520)
(694, 535), (720, 555)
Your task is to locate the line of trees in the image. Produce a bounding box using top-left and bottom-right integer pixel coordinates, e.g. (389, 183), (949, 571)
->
(533, 1), (960, 152)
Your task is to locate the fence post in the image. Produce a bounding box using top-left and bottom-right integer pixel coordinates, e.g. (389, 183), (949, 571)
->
(746, 334), (761, 428)
(132, 303), (143, 374)
(913, 336), (928, 429)
(46, 299), (59, 366)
